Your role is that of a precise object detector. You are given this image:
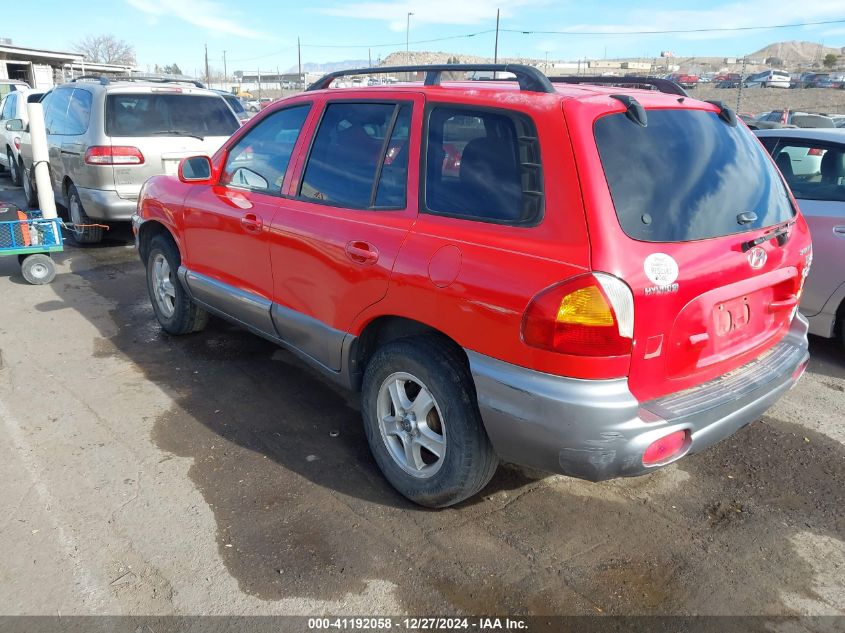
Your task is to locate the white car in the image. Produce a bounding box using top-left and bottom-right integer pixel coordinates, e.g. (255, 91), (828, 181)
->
(744, 70), (791, 88)
(756, 128), (845, 349)
(0, 88), (44, 186)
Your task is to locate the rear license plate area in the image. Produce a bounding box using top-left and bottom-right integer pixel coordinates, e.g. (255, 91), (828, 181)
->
(714, 297), (751, 337)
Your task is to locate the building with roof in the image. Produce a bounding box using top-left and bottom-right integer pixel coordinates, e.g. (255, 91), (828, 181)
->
(0, 38), (136, 90)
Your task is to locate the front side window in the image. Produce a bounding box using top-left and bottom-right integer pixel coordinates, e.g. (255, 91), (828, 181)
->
(594, 109), (795, 242)
(770, 141), (845, 202)
(0, 95), (13, 120)
(424, 106), (543, 225)
(300, 102), (411, 209)
(221, 104), (311, 194)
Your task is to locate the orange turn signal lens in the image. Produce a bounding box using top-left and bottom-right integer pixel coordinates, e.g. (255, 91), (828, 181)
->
(556, 286), (615, 327)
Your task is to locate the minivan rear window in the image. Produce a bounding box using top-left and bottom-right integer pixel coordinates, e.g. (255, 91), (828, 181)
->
(594, 109), (794, 242)
(106, 93), (239, 138)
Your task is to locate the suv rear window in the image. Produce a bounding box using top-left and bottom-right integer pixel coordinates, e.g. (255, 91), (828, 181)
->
(106, 93), (239, 138)
(594, 109), (794, 242)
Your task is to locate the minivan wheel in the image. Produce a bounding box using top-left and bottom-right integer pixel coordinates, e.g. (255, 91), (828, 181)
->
(145, 234), (209, 335)
(67, 185), (104, 244)
(22, 164), (38, 208)
(7, 150), (21, 186)
(361, 336), (498, 508)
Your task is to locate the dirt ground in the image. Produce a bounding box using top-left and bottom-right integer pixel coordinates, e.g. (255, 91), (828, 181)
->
(0, 172), (844, 624)
(693, 84), (845, 117)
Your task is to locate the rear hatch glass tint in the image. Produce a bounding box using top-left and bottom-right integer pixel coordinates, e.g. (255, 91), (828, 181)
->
(106, 93), (239, 138)
(594, 109), (794, 242)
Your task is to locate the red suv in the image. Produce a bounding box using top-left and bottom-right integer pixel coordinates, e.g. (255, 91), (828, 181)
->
(133, 65), (811, 507)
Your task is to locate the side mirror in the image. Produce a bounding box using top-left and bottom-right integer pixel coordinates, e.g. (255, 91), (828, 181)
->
(178, 155), (213, 183)
(5, 119), (24, 132)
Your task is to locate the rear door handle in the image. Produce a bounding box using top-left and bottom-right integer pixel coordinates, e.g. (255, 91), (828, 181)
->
(834, 225), (845, 237)
(345, 241), (379, 265)
(240, 213), (262, 233)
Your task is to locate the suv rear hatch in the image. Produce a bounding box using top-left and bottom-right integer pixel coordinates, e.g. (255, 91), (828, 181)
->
(104, 90), (239, 200)
(569, 99), (811, 402)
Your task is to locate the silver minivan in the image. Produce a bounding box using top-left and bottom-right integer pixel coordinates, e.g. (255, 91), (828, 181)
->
(20, 76), (239, 243)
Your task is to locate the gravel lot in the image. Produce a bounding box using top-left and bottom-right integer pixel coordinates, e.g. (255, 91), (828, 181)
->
(0, 171), (843, 622)
(694, 84), (845, 116)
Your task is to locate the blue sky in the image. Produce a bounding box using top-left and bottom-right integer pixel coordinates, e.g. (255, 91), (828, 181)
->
(4, 0), (844, 74)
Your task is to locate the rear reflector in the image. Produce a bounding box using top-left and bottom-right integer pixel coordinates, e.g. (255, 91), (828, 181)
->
(85, 146), (145, 165)
(790, 358), (809, 384)
(643, 430), (688, 466)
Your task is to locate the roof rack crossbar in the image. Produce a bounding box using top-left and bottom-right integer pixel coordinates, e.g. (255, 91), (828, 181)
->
(548, 75), (689, 97)
(70, 74), (206, 89)
(307, 64), (556, 94)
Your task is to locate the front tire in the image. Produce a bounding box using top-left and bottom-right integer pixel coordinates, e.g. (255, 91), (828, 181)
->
(361, 336), (498, 507)
(20, 254), (56, 285)
(67, 184), (104, 244)
(145, 234), (208, 335)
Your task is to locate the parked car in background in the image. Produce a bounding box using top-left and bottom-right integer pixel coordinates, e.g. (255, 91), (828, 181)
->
(0, 88), (44, 185)
(133, 66), (810, 507)
(715, 73), (742, 88)
(213, 89), (249, 123)
(756, 110), (834, 129)
(258, 97), (274, 110)
(668, 73), (699, 88)
(757, 128), (845, 350)
(816, 73), (845, 89)
(17, 76), (240, 244)
(744, 70), (791, 88)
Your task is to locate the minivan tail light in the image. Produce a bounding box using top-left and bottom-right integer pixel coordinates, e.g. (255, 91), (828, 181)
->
(806, 148), (824, 156)
(84, 146), (145, 165)
(522, 273), (634, 356)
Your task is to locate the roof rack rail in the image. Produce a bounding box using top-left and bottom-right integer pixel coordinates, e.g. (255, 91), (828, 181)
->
(307, 64), (555, 94)
(548, 75), (688, 97)
(70, 75), (206, 89)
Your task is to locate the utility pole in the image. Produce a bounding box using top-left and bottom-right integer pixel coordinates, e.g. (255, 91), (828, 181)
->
(223, 50), (227, 88)
(406, 11), (414, 81)
(204, 43), (210, 87)
(297, 37), (302, 88)
(736, 56), (747, 112)
(493, 8), (500, 80)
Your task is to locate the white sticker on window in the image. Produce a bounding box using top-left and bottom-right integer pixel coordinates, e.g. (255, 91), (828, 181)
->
(644, 253), (679, 286)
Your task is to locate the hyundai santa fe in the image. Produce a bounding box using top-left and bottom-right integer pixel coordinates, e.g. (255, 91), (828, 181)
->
(132, 65), (811, 507)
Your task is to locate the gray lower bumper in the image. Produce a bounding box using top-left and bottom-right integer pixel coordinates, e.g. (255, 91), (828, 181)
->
(76, 187), (138, 221)
(469, 313), (810, 481)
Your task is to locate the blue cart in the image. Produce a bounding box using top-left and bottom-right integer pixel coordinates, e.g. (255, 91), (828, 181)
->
(0, 207), (63, 285)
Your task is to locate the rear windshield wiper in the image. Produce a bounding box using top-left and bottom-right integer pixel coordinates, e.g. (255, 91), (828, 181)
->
(151, 130), (205, 141)
(741, 222), (792, 252)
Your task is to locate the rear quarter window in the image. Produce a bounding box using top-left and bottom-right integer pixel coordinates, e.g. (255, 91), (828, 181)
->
(594, 109), (794, 242)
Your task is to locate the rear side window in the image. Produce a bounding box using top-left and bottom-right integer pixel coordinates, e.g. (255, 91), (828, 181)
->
(594, 109), (795, 242)
(424, 106), (543, 225)
(44, 88), (73, 135)
(222, 104), (311, 194)
(300, 102), (411, 209)
(223, 94), (245, 114)
(65, 89), (93, 135)
(106, 93), (239, 138)
(769, 141), (845, 202)
(0, 95), (13, 120)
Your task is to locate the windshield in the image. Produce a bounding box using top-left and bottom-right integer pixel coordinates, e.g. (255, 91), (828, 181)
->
(106, 93), (239, 138)
(594, 109), (795, 242)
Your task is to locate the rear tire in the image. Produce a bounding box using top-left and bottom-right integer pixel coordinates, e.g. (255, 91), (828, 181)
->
(361, 335), (498, 508)
(20, 254), (56, 285)
(67, 184), (104, 244)
(7, 151), (21, 186)
(22, 164), (38, 208)
(145, 234), (208, 335)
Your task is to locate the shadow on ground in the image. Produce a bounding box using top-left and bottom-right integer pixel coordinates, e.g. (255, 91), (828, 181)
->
(33, 241), (845, 617)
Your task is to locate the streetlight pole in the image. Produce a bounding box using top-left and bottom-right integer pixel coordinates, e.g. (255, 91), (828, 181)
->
(406, 11), (414, 81)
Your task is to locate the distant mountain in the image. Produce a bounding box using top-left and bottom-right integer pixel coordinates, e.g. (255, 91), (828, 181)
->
(286, 59), (370, 73)
(747, 41), (842, 64)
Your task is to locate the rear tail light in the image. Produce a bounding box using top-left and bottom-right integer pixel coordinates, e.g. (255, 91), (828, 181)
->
(522, 273), (634, 356)
(643, 430), (689, 466)
(84, 146), (145, 165)
(806, 148), (824, 156)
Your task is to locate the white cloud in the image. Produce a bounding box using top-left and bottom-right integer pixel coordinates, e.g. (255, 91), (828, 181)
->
(318, 0), (549, 32)
(125, 0), (268, 39)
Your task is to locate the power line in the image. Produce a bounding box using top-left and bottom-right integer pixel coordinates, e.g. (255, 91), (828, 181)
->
(503, 17), (845, 36)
